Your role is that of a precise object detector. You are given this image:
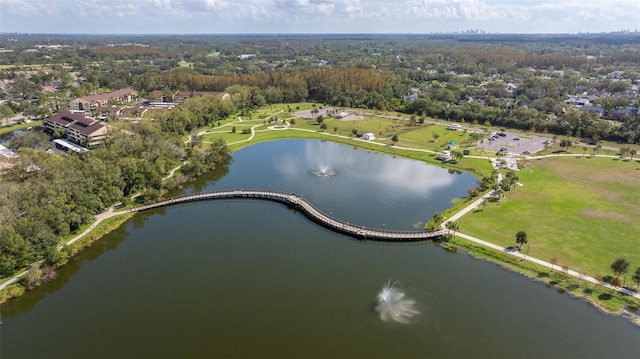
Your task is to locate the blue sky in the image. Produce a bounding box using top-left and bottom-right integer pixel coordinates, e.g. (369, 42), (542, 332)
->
(1, 0), (638, 34)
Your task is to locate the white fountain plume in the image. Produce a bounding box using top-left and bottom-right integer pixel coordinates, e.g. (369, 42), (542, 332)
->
(309, 164), (336, 178)
(375, 281), (419, 324)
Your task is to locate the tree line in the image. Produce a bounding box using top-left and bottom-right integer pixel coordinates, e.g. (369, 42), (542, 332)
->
(0, 120), (231, 278)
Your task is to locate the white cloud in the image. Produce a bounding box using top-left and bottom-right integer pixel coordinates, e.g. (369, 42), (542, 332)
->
(0, 0), (638, 33)
(72, 0), (143, 17)
(0, 0), (38, 15)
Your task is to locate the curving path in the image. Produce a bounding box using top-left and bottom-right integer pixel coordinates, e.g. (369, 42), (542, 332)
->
(2, 118), (638, 302)
(129, 189), (445, 241)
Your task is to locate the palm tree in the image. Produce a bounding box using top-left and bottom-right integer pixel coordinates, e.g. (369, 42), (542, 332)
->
(445, 221), (460, 236)
(515, 230), (528, 249)
(618, 146), (629, 160)
(431, 213), (444, 230)
(451, 150), (464, 162)
(492, 188), (504, 200)
(610, 258), (630, 286)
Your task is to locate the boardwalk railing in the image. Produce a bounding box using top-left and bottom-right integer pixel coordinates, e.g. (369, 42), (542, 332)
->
(129, 189), (446, 242)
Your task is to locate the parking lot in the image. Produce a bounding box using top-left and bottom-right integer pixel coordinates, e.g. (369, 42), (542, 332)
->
(478, 131), (549, 155)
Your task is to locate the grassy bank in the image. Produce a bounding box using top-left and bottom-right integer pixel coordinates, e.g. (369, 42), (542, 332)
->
(458, 156), (640, 278)
(66, 213), (134, 253)
(3, 103), (636, 319)
(0, 121), (43, 136)
(444, 236), (640, 317)
(0, 213), (134, 304)
(228, 125), (492, 177)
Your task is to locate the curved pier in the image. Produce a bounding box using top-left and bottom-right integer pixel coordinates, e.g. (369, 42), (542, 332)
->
(129, 189), (445, 242)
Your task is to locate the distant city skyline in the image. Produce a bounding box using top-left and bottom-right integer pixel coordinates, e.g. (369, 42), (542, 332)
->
(1, 0), (638, 35)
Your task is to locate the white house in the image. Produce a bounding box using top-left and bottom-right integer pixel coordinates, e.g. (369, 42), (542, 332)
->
(362, 133), (375, 141)
(565, 97), (590, 106)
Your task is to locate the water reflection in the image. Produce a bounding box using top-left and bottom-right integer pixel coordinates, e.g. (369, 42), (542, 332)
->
(276, 140), (457, 196)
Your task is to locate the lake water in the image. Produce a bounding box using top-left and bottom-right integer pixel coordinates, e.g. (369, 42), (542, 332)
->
(2, 140), (638, 358)
(0, 130), (23, 145)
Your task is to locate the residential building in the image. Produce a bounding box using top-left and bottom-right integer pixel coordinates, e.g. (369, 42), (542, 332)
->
(0, 144), (16, 159)
(609, 106), (638, 121)
(95, 105), (148, 120)
(150, 90), (230, 103)
(565, 97), (590, 106)
(504, 83), (519, 93)
(45, 111), (108, 146)
(70, 88), (138, 111)
(579, 105), (604, 117)
(610, 71), (625, 79)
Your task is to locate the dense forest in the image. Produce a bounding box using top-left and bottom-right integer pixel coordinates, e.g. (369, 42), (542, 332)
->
(0, 118), (231, 277)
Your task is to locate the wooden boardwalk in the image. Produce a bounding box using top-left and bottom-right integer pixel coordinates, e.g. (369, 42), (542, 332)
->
(129, 189), (445, 242)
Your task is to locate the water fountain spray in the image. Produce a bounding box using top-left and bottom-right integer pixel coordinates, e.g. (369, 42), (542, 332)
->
(375, 281), (419, 323)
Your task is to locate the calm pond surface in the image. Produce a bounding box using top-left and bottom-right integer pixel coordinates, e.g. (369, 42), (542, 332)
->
(2, 140), (639, 358)
(0, 129), (24, 145)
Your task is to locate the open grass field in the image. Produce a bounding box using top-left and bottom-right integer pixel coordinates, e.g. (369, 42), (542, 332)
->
(397, 124), (474, 151)
(458, 156), (640, 279)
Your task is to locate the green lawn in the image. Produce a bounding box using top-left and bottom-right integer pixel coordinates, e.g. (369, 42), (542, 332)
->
(195, 104), (638, 289)
(398, 125), (473, 152)
(458, 156), (640, 279)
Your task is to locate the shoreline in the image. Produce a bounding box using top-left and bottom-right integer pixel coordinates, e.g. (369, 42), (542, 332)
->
(1, 122), (638, 323)
(444, 237), (640, 327)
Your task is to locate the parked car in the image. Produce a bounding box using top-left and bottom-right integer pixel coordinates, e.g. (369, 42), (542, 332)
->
(500, 147), (507, 152)
(513, 136), (520, 141)
(522, 150), (531, 154)
(498, 132), (507, 137)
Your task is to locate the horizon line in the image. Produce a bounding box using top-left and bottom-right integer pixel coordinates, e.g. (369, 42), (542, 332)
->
(2, 31), (639, 37)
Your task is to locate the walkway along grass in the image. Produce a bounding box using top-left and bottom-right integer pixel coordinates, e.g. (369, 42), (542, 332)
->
(445, 236), (640, 320)
(1, 107), (638, 319)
